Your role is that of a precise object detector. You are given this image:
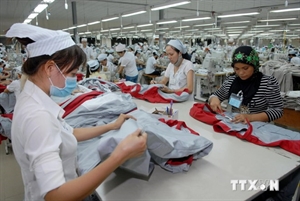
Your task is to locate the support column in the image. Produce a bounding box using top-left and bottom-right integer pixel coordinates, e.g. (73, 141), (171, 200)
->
(71, 2), (79, 44)
(158, 10), (164, 50)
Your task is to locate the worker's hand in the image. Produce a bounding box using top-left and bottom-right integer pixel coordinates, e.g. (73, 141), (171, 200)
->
(160, 86), (174, 93)
(150, 80), (157, 84)
(232, 114), (251, 124)
(112, 129), (147, 161)
(112, 114), (136, 130)
(209, 96), (222, 113)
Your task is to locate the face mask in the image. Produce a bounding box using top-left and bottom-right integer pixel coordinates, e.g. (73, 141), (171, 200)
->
(173, 54), (183, 67)
(49, 64), (77, 97)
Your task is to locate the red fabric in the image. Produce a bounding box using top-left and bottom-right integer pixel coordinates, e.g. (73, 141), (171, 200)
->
(76, 73), (84, 81)
(0, 84), (6, 93)
(117, 82), (189, 103)
(0, 113), (13, 144)
(158, 119), (200, 166)
(190, 103), (300, 156)
(61, 91), (103, 118)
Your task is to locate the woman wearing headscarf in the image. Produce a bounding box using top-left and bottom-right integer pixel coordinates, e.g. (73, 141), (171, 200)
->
(150, 39), (194, 94)
(6, 23), (147, 201)
(209, 46), (283, 123)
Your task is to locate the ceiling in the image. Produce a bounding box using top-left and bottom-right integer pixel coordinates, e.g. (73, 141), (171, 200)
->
(0, 0), (300, 41)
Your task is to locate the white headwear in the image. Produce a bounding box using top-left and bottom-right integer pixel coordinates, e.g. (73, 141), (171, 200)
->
(5, 23), (75, 58)
(81, 38), (87, 42)
(97, 54), (107, 62)
(87, 60), (99, 71)
(115, 43), (126, 52)
(291, 57), (300, 66)
(167, 39), (187, 54)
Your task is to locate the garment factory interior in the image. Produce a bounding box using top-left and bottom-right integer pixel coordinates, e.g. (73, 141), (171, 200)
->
(0, 0), (300, 201)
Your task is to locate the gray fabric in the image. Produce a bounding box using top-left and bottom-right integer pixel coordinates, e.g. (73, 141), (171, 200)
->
(0, 116), (12, 139)
(0, 92), (16, 113)
(78, 78), (120, 92)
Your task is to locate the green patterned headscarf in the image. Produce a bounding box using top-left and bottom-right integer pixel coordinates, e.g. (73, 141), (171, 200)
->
(231, 46), (260, 72)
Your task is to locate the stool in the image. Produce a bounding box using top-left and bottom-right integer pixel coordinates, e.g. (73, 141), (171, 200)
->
(143, 74), (159, 84)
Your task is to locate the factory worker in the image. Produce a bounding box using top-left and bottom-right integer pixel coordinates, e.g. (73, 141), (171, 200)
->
(6, 23), (147, 201)
(97, 53), (117, 73)
(116, 43), (139, 83)
(86, 59), (101, 78)
(150, 39), (194, 94)
(80, 37), (94, 61)
(3, 66), (22, 98)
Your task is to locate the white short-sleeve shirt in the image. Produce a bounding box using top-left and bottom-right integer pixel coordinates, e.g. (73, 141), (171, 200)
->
(120, 52), (138, 77)
(145, 56), (157, 74)
(6, 79), (21, 98)
(11, 80), (78, 200)
(164, 59), (194, 90)
(81, 46), (94, 61)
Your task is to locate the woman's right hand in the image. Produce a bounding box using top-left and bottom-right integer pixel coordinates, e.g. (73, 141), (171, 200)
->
(150, 80), (157, 84)
(112, 129), (147, 162)
(209, 96), (222, 113)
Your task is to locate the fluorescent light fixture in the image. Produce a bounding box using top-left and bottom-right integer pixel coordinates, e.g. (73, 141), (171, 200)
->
(174, 26), (190, 29)
(204, 27), (220, 30)
(269, 30), (289, 32)
(62, 28), (68, 31)
(156, 28), (169, 30)
(122, 10), (147, 17)
(102, 17), (119, 22)
(123, 26), (135, 29)
(100, 29), (109, 32)
(258, 33), (274, 35)
(223, 21), (250, 24)
(218, 12), (259, 18)
(285, 35), (299, 36)
(295, 29), (300, 31)
(170, 30), (181, 33)
(241, 34), (254, 36)
(247, 30), (264, 33)
(68, 26), (76, 29)
(228, 34), (240, 36)
(85, 31), (91, 34)
(43, 0), (55, 3)
(253, 24), (280, 27)
(137, 23), (153, 27)
(23, 19), (32, 24)
(259, 18), (297, 22)
(34, 3), (48, 13)
(290, 24), (300, 26)
(156, 20), (177, 25)
(141, 29), (153, 32)
(88, 21), (100, 25)
(227, 31), (242, 34)
(194, 23), (215, 27)
(186, 29), (199, 32)
(225, 26), (247, 29)
(28, 13), (39, 19)
(270, 8), (300, 13)
(151, 0), (191, 11)
(77, 24), (87, 28)
(182, 17), (211, 22)
(110, 28), (121, 31)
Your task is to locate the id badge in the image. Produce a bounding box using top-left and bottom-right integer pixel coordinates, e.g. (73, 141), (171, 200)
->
(229, 93), (243, 108)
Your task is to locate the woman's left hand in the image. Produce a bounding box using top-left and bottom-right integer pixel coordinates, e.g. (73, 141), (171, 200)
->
(113, 114), (137, 130)
(232, 114), (251, 124)
(160, 86), (174, 93)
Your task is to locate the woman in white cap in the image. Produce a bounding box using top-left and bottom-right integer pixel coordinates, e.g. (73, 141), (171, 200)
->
(6, 23), (147, 201)
(151, 39), (194, 94)
(116, 43), (139, 83)
(86, 59), (100, 78)
(97, 53), (117, 73)
(144, 51), (160, 76)
(3, 66), (22, 99)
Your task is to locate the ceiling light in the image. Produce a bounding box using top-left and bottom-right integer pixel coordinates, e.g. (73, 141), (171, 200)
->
(218, 12), (259, 18)
(102, 17), (119, 22)
(225, 26), (247, 29)
(182, 17), (211, 22)
(87, 21), (100, 25)
(62, 28), (68, 31)
(34, 3), (48, 13)
(170, 30), (181, 33)
(270, 8), (300, 13)
(122, 10), (147, 17)
(259, 18), (297, 22)
(204, 27), (220, 30)
(141, 29), (153, 32)
(85, 31), (91, 34)
(65, 0), (68, 9)
(156, 20), (177, 25)
(228, 34), (239, 36)
(289, 24), (300, 26)
(194, 23), (215, 27)
(77, 24), (87, 28)
(43, 0), (55, 3)
(247, 30), (264, 33)
(151, 0), (191, 11)
(110, 28), (120, 31)
(68, 26), (76, 29)
(253, 24), (281, 27)
(100, 30), (109, 32)
(23, 19), (32, 24)
(156, 28), (169, 30)
(227, 31), (242, 34)
(123, 26), (135, 29)
(259, 33), (274, 35)
(28, 13), (39, 19)
(174, 26), (190, 29)
(295, 29), (300, 31)
(137, 23), (153, 27)
(186, 29), (199, 32)
(269, 30), (289, 32)
(223, 21), (250, 24)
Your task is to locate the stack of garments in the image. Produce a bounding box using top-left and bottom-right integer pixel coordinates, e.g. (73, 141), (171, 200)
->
(282, 91), (300, 111)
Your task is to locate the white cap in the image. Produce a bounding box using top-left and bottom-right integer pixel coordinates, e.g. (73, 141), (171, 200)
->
(5, 23), (75, 58)
(87, 60), (99, 71)
(138, 42), (143, 46)
(97, 53), (107, 62)
(167, 39), (187, 54)
(81, 38), (87, 42)
(291, 57), (300, 66)
(115, 43), (126, 52)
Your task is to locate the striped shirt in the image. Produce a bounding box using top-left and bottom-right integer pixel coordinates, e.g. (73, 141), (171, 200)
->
(213, 74), (283, 122)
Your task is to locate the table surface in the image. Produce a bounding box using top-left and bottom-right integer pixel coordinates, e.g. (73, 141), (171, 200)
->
(96, 99), (300, 201)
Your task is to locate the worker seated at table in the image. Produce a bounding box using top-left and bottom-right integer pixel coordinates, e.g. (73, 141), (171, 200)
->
(144, 51), (160, 76)
(150, 39), (194, 94)
(209, 46), (283, 123)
